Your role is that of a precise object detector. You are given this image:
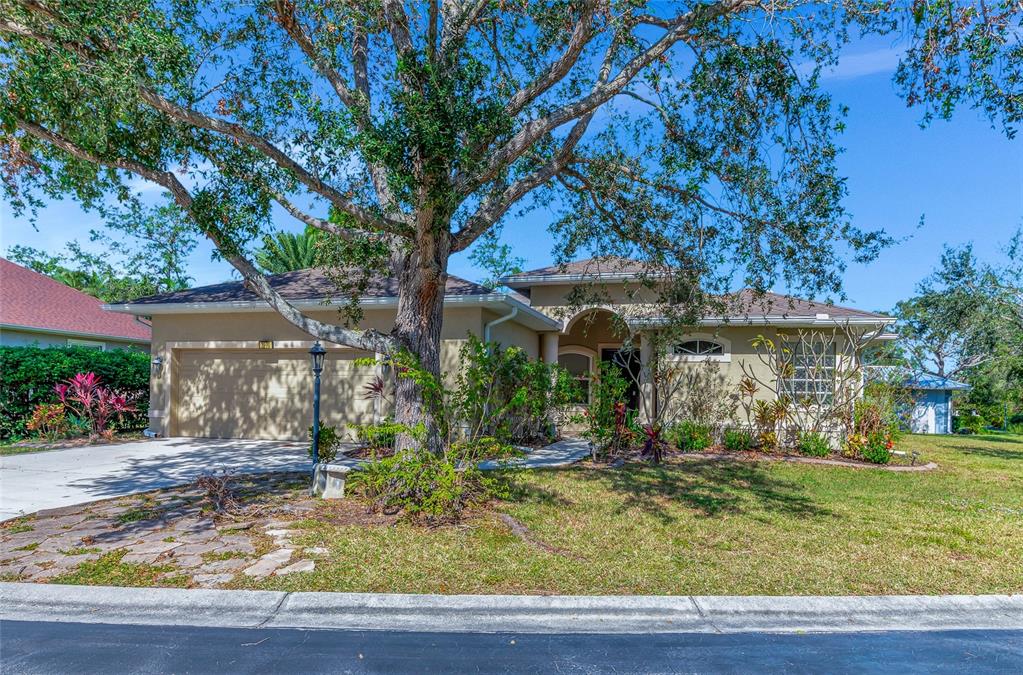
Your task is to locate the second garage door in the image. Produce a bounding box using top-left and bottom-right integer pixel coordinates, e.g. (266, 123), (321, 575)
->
(174, 349), (378, 440)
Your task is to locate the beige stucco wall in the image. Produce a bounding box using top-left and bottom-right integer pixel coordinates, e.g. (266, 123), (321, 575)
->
(482, 309), (541, 358)
(527, 282), (662, 322)
(148, 305), (555, 439)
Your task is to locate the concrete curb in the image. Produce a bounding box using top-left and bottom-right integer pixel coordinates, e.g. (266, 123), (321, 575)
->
(2, 583), (1020, 634)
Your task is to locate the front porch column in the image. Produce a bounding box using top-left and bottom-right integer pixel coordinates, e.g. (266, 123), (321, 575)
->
(541, 332), (559, 364)
(639, 332), (655, 422)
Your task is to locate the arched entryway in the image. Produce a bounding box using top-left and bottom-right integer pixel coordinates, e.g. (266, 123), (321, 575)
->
(558, 309), (642, 412)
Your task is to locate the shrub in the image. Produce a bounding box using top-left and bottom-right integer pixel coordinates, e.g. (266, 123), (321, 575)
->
(25, 402), (70, 440)
(580, 366), (634, 458)
(854, 398), (900, 436)
(861, 432), (892, 464)
(349, 449), (496, 523)
(308, 423), (343, 463)
(453, 336), (576, 445)
(953, 413), (985, 435)
(797, 432), (831, 457)
(0, 346), (149, 439)
(750, 398), (789, 449)
(669, 421), (712, 452)
(55, 372), (136, 439)
(349, 419), (407, 454)
(723, 428), (754, 452)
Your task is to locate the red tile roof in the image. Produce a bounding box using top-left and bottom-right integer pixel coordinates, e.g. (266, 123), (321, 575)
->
(0, 258), (151, 342)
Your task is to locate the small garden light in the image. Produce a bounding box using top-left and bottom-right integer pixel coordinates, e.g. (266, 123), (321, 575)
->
(309, 341), (327, 468)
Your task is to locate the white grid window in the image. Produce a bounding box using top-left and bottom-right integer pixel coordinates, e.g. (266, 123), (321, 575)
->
(780, 341), (836, 403)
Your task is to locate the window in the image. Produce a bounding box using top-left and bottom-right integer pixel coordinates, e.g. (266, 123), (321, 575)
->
(558, 351), (593, 405)
(780, 340), (836, 403)
(672, 335), (730, 362)
(67, 338), (105, 350)
(674, 340), (723, 357)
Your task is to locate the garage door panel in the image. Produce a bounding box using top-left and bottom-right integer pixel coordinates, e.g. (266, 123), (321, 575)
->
(175, 349), (376, 440)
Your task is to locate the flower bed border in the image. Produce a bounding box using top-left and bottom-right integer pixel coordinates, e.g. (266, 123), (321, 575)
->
(679, 451), (938, 472)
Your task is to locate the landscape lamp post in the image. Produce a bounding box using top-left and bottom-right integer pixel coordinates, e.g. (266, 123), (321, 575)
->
(309, 341), (326, 467)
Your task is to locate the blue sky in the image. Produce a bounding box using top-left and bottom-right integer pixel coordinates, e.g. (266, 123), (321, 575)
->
(1, 41), (1020, 313)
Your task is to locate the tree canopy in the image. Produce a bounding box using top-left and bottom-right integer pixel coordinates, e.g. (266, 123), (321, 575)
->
(893, 233), (1023, 423)
(2, 0), (1020, 448)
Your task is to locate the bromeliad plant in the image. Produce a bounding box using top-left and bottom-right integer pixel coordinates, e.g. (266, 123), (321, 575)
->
(54, 372), (135, 440)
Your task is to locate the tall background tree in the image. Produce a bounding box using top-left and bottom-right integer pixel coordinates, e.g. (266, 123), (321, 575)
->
(894, 232), (1023, 425)
(254, 225), (321, 274)
(6, 202), (195, 301)
(2, 1), (1020, 449)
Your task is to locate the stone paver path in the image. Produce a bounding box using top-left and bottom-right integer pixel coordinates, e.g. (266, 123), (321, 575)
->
(0, 474), (320, 588)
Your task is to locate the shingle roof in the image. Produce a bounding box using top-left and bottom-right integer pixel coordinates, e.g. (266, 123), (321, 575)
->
(123, 266), (493, 305)
(504, 256), (890, 320)
(726, 289), (890, 320)
(505, 256), (656, 280)
(0, 258), (151, 341)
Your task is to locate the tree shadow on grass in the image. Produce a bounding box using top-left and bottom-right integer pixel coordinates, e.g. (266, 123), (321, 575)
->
(567, 459), (832, 524)
(956, 445), (1023, 462)
(494, 475), (574, 509)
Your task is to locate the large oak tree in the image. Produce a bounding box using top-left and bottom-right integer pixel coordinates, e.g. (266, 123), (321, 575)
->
(2, 1), (1020, 450)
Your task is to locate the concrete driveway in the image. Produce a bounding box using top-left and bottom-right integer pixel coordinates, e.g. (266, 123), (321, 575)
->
(0, 438), (308, 521)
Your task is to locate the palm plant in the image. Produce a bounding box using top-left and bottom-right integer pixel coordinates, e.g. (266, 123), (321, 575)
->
(254, 227), (320, 274)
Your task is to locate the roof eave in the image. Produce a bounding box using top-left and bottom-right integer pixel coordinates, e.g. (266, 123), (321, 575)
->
(628, 316), (895, 328)
(500, 272), (651, 288)
(103, 294), (561, 331)
(0, 322), (150, 344)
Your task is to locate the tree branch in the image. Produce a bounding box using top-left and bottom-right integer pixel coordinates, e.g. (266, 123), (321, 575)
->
(505, 4), (596, 116)
(136, 88), (409, 236)
(453, 112), (593, 251)
(271, 0), (359, 108)
(16, 119), (396, 353)
(457, 0), (754, 197)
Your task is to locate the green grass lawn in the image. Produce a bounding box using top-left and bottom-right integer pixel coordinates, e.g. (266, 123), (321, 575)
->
(244, 433), (1023, 596)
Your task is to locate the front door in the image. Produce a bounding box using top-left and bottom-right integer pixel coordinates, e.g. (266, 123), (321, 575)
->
(600, 347), (641, 412)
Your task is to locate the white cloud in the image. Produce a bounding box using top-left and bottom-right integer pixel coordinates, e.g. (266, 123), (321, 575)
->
(821, 46), (903, 81)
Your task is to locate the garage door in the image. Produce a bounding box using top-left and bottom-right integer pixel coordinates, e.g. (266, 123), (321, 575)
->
(174, 349), (378, 440)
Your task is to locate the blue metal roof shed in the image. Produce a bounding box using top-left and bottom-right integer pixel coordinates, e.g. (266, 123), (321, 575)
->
(903, 374), (971, 435)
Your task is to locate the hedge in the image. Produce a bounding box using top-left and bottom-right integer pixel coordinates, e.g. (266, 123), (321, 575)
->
(0, 346), (150, 439)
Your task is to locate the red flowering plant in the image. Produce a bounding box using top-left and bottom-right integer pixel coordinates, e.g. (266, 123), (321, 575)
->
(55, 372), (135, 440)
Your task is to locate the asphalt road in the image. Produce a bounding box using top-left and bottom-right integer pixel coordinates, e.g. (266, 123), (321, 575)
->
(1, 621), (1021, 674)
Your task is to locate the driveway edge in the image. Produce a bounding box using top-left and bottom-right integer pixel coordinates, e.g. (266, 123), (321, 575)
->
(2, 583), (1021, 634)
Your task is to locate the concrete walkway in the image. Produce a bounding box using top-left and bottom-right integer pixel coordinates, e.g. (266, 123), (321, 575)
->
(2, 583), (1021, 634)
(0, 436), (590, 521)
(0, 438), (308, 521)
(478, 437), (590, 470)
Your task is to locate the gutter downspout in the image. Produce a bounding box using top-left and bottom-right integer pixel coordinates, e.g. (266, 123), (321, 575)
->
(483, 307), (518, 344)
(480, 307), (518, 433)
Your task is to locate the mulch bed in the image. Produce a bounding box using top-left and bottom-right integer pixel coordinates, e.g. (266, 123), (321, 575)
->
(585, 446), (935, 471)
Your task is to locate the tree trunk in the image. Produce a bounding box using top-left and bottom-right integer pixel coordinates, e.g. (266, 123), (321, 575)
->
(390, 232), (451, 455)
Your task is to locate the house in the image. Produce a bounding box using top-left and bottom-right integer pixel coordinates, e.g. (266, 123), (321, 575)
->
(104, 257), (894, 440)
(903, 373), (971, 434)
(0, 258), (150, 351)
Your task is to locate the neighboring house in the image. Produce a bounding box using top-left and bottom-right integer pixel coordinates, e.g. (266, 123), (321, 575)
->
(105, 257), (893, 440)
(0, 258), (150, 351)
(898, 373), (971, 435)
